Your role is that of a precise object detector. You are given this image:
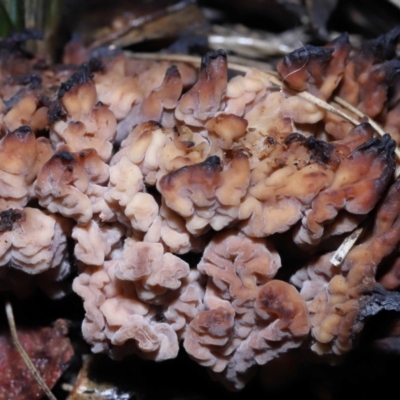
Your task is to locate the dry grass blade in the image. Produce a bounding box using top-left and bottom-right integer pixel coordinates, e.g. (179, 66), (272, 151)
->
(5, 300), (58, 400)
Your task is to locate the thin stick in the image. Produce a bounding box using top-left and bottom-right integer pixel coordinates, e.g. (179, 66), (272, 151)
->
(5, 301), (57, 400)
(125, 51), (251, 73)
(330, 227), (363, 266)
(90, 0), (195, 49)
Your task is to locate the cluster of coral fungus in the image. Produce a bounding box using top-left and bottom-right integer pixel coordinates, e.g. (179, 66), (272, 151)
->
(1, 28), (400, 390)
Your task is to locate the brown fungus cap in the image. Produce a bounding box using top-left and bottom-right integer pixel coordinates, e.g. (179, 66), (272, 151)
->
(136, 65), (183, 126)
(0, 126), (52, 209)
(277, 33), (351, 100)
(0, 207), (71, 280)
(205, 113), (248, 149)
(176, 50), (227, 127)
(115, 239), (190, 303)
(158, 154), (250, 235)
(34, 146), (110, 224)
(294, 133), (396, 246)
(58, 64), (97, 117)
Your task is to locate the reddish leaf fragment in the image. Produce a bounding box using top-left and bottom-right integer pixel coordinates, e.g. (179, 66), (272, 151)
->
(0, 319), (74, 400)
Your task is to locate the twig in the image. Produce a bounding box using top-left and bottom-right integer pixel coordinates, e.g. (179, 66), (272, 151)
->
(5, 301), (58, 400)
(330, 227), (363, 266)
(89, 0), (196, 49)
(125, 51), (252, 73)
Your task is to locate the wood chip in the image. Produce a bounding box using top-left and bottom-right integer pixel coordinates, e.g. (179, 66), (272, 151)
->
(330, 227), (363, 266)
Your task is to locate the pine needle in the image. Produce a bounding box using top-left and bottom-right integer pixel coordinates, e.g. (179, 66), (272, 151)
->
(5, 300), (58, 400)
